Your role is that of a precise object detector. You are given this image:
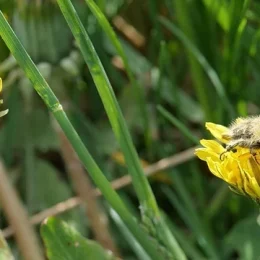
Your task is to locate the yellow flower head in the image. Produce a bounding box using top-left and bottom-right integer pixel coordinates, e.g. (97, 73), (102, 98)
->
(0, 78), (8, 117)
(195, 122), (260, 203)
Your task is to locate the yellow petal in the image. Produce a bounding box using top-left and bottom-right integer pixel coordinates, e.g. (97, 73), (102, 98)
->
(243, 175), (260, 198)
(197, 119), (260, 202)
(246, 158), (260, 185)
(0, 78), (2, 93)
(250, 178), (260, 198)
(194, 148), (219, 161)
(206, 158), (222, 178)
(226, 169), (242, 186)
(200, 139), (225, 154)
(205, 122), (229, 143)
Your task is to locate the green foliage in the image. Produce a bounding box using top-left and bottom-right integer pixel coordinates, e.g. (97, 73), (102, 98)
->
(0, 0), (259, 259)
(224, 215), (260, 260)
(0, 230), (14, 260)
(41, 217), (116, 260)
(56, 0), (185, 258)
(0, 2), (166, 259)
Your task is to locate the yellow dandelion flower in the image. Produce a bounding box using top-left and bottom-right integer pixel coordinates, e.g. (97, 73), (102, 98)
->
(0, 78), (8, 117)
(195, 122), (260, 202)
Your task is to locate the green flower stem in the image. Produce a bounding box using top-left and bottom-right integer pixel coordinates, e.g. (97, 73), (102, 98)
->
(56, 0), (158, 216)
(0, 11), (162, 259)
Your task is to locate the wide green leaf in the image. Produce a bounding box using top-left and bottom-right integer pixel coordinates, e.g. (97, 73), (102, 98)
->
(41, 217), (117, 260)
(224, 215), (260, 260)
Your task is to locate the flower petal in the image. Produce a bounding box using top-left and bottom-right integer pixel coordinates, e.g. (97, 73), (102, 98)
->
(196, 120), (260, 202)
(200, 139), (225, 154)
(194, 148), (219, 161)
(206, 158), (222, 178)
(205, 122), (229, 143)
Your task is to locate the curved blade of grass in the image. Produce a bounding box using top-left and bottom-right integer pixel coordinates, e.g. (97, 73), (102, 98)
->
(206, 184), (229, 220)
(157, 106), (199, 145)
(0, 11), (163, 259)
(57, 0), (157, 216)
(163, 213), (207, 260)
(56, 1), (186, 258)
(159, 17), (235, 118)
(169, 0), (212, 121)
(109, 208), (151, 260)
(84, 0), (151, 148)
(164, 173), (220, 260)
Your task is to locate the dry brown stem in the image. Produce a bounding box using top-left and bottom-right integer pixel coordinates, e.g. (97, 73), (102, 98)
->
(3, 146), (196, 239)
(0, 160), (44, 260)
(53, 119), (120, 256)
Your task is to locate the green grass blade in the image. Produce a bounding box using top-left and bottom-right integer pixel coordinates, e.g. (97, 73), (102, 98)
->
(163, 186), (219, 259)
(164, 173), (220, 260)
(56, 0), (157, 215)
(55, 1), (186, 258)
(206, 184), (229, 220)
(164, 213), (207, 260)
(84, 0), (151, 148)
(109, 208), (151, 260)
(159, 16), (235, 118)
(157, 105), (200, 145)
(147, 0), (163, 61)
(0, 11), (163, 259)
(169, 0), (212, 121)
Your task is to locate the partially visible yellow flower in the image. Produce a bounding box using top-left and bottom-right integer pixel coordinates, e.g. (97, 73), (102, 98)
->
(0, 78), (8, 117)
(195, 122), (260, 202)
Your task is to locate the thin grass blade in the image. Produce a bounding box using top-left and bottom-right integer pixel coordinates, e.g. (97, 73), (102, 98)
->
(84, 0), (151, 148)
(159, 17), (234, 118)
(0, 11), (163, 259)
(55, 1), (186, 258)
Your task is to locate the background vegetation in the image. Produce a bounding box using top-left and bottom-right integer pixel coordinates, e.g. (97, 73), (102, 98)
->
(0, 0), (259, 259)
